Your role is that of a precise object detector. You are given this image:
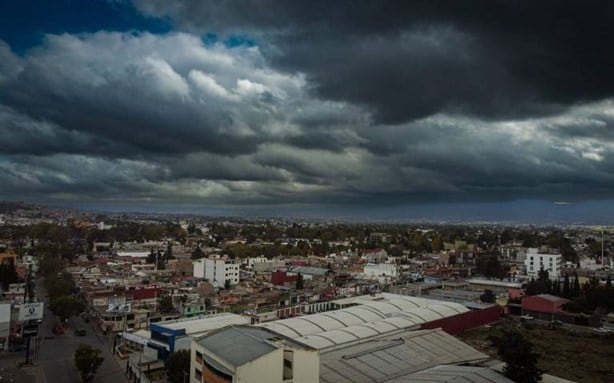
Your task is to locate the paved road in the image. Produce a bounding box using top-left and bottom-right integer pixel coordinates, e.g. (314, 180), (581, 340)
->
(36, 278), (128, 383)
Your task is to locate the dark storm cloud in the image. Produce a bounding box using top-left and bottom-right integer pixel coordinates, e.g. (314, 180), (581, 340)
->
(0, 33), (262, 157)
(135, 0), (614, 124)
(1, 2), (614, 208)
(0, 105), (136, 156)
(0, 32), (361, 158)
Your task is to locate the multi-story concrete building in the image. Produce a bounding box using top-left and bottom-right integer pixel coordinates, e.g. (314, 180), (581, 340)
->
(363, 263), (399, 280)
(0, 303), (10, 351)
(193, 259), (240, 286)
(524, 248), (562, 279)
(191, 326), (319, 383)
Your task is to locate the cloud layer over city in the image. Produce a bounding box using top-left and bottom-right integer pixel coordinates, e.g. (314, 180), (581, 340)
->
(1, 1), (614, 213)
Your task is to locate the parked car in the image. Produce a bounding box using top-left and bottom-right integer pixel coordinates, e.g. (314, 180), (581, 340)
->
(52, 325), (64, 334)
(9, 343), (26, 352)
(548, 320), (563, 329)
(75, 327), (86, 336)
(593, 327), (614, 335)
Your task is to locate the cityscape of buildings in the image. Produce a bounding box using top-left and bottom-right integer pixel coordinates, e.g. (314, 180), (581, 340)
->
(2, 1), (614, 383)
(0, 201), (613, 382)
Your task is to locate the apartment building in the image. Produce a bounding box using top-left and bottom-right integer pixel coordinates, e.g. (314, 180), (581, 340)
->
(193, 259), (240, 286)
(191, 326), (319, 383)
(524, 248), (562, 279)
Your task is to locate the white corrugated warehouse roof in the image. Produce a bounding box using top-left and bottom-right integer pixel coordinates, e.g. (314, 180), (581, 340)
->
(158, 313), (250, 335)
(259, 293), (469, 350)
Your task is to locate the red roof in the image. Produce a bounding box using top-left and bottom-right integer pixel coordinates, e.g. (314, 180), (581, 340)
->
(88, 287), (159, 300)
(522, 294), (569, 314)
(130, 288), (159, 300)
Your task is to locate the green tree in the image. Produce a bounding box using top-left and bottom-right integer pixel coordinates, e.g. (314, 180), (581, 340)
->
(45, 272), (76, 298)
(165, 349), (190, 383)
(448, 254), (457, 266)
(158, 296), (175, 314)
(147, 249), (157, 264)
(490, 329), (542, 383)
(476, 255), (503, 278)
(525, 278), (538, 296)
(74, 344), (104, 382)
(431, 236), (444, 251)
(224, 279), (231, 290)
(187, 223), (198, 235)
(147, 250), (165, 269)
(38, 255), (63, 277)
(480, 289), (496, 303)
(562, 274), (570, 298)
(537, 268), (552, 295)
(573, 273), (581, 298)
(296, 272), (304, 290)
(552, 278), (561, 296)
(49, 295), (84, 320)
(0, 261), (20, 290)
(191, 246), (203, 260)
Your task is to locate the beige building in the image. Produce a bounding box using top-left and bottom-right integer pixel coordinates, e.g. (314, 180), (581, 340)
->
(191, 326), (318, 383)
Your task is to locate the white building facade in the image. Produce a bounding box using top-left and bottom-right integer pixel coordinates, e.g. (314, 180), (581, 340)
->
(524, 248), (562, 279)
(363, 263), (399, 280)
(193, 259), (240, 286)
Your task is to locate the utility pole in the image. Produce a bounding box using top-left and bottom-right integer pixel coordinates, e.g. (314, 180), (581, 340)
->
(602, 228), (605, 267)
(24, 263), (35, 364)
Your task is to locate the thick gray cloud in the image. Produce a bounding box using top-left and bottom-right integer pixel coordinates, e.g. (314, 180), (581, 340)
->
(1, 4), (614, 210)
(134, 0), (614, 123)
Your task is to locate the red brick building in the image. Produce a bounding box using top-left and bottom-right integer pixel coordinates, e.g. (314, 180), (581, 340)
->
(271, 270), (297, 286)
(521, 294), (569, 320)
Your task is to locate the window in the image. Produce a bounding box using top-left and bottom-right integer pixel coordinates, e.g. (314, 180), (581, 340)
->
(195, 368), (202, 380)
(283, 350), (294, 380)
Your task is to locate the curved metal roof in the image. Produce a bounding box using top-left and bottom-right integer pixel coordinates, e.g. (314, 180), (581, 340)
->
(425, 303), (468, 317)
(379, 316), (421, 329)
(259, 322), (303, 338)
(359, 321), (398, 334)
(302, 315), (341, 332)
(315, 329), (359, 345)
(296, 335), (335, 349)
(364, 301), (405, 315)
(340, 324), (381, 339)
(344, 306), (387, 322)
(259, 294), (469, 349)
(319, 310), (369, 327)
(386, 298), (423, 310)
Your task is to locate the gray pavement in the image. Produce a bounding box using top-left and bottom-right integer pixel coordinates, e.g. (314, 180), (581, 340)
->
(0, 352), (39, 383)
(36, 278), (128, 383)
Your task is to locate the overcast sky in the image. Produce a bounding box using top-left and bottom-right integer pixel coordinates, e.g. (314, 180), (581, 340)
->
(1, 1), (614, 221)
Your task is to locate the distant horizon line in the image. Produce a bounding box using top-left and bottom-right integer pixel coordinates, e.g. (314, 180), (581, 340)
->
(2, 198), (614, 227)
